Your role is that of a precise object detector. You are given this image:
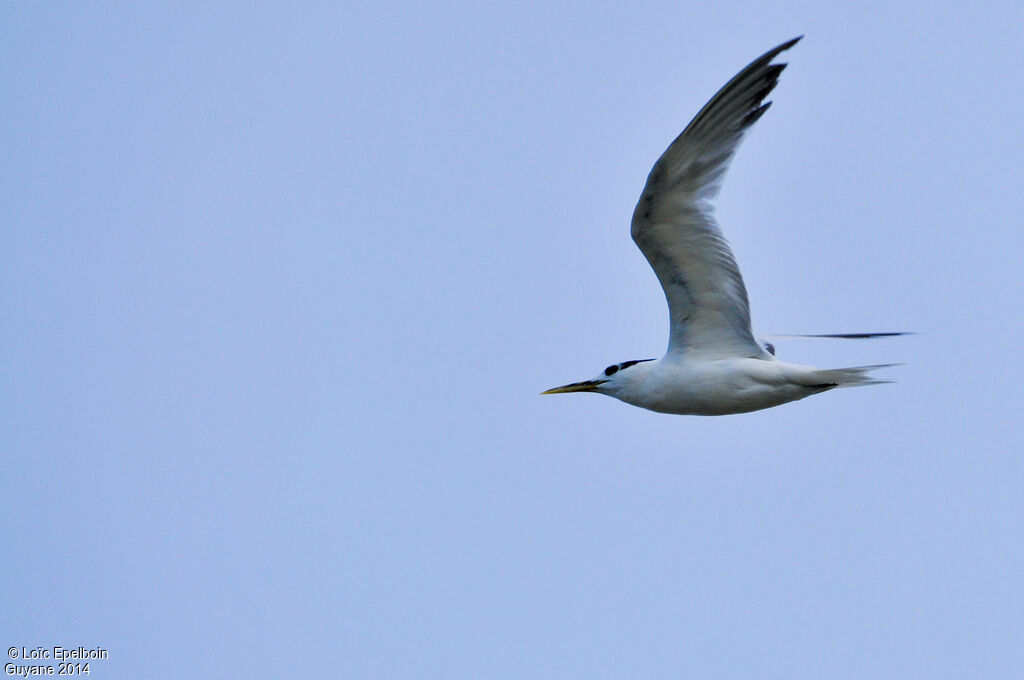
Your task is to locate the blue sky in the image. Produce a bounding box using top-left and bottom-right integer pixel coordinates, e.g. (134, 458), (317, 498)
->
(3, 2), (1023, 678)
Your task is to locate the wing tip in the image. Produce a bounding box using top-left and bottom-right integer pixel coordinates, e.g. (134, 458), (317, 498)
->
(764, 332), (917, 340)
(778, 35), (803, 52)
(743, 101), (771, 126)
(762, 36), (802, 69)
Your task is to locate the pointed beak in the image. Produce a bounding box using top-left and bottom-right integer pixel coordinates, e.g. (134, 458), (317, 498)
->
(541, 379), (606, 395)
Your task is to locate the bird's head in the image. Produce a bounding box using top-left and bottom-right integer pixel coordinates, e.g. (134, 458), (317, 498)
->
(541, 359), (654, 397)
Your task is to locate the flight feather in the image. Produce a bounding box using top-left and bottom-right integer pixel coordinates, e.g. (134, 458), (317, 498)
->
(631, 37), (801, 358)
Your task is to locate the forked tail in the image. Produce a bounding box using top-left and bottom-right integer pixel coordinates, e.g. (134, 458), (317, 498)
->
(809, 363), (900, 388)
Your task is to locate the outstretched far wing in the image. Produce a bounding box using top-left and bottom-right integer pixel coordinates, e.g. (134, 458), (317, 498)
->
(631, 37), (800, 359)
(765, 332), (914, 340)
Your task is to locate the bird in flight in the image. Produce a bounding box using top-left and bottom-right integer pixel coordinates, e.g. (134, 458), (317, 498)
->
(543, 37), (905, 415)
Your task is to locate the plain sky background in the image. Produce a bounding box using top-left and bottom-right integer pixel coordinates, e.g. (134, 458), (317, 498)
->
(3, 2), (1023, 678)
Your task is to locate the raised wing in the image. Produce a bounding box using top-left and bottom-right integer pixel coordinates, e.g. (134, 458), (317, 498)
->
(631, 37), (800, 358)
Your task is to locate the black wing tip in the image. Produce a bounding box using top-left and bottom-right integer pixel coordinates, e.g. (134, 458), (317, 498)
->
(818, 332), (915, 339)
(781, 332), (916, 339)
(743, 102), (771, 126)
(757, 36), (803, 64)
(776, 35), (804, 52)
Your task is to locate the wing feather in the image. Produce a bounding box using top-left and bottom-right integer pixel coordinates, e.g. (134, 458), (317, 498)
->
(631, 37), (801, 358)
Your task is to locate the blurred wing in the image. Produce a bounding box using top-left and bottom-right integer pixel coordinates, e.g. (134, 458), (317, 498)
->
(631, 37), (800, 358)
(764, 332), (914, 340)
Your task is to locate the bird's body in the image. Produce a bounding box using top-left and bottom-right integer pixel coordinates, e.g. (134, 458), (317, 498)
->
(595, 356), (890, 416)
(543, 37), (902, 415)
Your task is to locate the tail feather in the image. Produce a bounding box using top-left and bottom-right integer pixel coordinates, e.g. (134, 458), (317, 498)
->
(806, 363), (901, 388)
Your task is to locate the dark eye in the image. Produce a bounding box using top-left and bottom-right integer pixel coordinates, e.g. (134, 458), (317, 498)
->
(604, 365), (619, 376)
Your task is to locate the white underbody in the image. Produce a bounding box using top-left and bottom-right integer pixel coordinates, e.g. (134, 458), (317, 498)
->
(603, 356), (845, 416)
